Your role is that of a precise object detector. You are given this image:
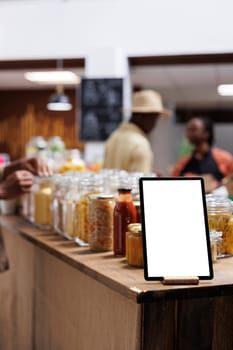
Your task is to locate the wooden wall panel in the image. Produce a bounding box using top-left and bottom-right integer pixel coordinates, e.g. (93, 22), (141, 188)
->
(0, 89), (84, 160)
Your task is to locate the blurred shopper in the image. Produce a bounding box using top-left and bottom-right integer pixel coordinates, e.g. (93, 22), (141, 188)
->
(172, 116), (233, 191)
(0, 156), (52, 199)
(0, 156), (52, 272)
(103, 90), (169, 172)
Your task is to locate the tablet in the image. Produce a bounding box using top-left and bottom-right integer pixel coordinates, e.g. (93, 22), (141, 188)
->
(139, 177), (213, 281)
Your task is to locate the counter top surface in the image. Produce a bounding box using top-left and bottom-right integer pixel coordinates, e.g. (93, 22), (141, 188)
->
(1, 215), (233, 303)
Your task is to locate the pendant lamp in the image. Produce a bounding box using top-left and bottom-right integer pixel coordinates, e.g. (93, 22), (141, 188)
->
(47, 59), (73, 111)
(47, 85), (72, 111)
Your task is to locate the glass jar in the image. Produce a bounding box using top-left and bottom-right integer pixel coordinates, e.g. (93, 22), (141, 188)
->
(88, 194), (115, 252)
(32, 176), (53, 229)
(206, 195), (233, 255)
(20, 192), (33, 222)
(25, 136), (47, 158)
(209, 230), (223, 262)
(126, 223), (143, 267)
(52, 175), (69, 235)
(113, 188), (137, 256)
(75, 175), (104, 244)
(47, 136), (66, 172)
(102, 169), (129, 197)
(63, 176), (80, 240)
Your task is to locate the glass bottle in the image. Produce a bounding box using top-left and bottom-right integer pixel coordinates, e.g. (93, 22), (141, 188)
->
(47, 136), (66, 172)
(25, 136), (47, 158)
(113, 188), (137, 256)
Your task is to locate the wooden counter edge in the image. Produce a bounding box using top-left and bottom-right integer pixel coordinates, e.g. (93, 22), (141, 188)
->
(2, 215), (233, 304)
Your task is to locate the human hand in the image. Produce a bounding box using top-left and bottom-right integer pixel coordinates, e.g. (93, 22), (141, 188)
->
(21, 157), (53, 176)
(3, 157), (52, 179)
(0, 170), (34, 199)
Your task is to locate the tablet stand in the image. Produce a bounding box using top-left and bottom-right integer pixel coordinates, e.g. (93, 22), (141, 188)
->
(162, 276), (199, 285)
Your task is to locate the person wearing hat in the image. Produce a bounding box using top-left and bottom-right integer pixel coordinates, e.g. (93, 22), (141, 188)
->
(103, 89), (169, 173)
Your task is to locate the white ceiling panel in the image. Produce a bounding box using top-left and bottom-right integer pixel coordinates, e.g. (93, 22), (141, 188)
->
(1, 64), (233, 108)
(216, 64), (233, 83)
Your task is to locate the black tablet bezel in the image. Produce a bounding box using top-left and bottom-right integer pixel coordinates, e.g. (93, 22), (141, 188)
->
(139, 177), (213, 281)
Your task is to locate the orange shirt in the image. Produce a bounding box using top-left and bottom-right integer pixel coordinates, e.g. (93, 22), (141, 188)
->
(172, 148), (233, 179)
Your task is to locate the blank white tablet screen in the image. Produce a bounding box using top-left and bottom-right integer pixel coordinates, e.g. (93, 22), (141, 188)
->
(141, 178), (212, 278)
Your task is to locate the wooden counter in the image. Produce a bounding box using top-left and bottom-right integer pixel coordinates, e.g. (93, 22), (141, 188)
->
(1, 216), (233, 350)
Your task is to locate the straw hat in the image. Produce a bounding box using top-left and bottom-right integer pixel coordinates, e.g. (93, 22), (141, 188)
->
(131, 89), (170, 116)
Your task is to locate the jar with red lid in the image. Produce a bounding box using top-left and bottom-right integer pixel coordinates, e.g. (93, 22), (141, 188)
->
(113, 188), (137, 256)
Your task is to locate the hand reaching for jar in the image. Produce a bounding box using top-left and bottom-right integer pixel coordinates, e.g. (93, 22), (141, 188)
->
(0, 170), (34, 199)
(2, 156), (52, 179)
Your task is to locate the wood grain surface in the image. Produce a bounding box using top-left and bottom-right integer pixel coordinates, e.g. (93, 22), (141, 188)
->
(1, 216), (233, 350)
(2, 216), (233, 303)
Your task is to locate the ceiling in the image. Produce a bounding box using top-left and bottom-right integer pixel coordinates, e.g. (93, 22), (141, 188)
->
(1, 63), (233, 109)
(131, 64), (233, 109)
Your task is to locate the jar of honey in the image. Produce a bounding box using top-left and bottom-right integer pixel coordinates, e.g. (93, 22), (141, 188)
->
(126, 223), (143, 267)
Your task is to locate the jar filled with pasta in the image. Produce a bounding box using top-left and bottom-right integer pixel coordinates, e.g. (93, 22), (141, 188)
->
(75, 174), (104, 244)
(88, 194), (115, 252)
(206, 195), (233, 255)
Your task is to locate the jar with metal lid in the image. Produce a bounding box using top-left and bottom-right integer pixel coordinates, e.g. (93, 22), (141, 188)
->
(126, 223), (143, 267)
(75, 174), (104, 244)
(88, 194), (115, 251)
(206, 195), (233, 255)
(32, 176), (53, 229)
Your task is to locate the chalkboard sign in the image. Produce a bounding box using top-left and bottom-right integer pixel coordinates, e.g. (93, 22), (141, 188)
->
(79, 78), (123, 141)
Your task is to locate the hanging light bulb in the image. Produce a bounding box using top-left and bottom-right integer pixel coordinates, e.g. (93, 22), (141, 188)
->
(46, 59), (73, 111)
(47, 85), (72, 111)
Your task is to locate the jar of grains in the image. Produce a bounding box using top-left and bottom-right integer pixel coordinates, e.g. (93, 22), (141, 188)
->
(88, 194), (115, 252)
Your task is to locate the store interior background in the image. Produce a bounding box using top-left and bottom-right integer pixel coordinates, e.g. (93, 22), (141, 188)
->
(0, 0), (233, 175)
